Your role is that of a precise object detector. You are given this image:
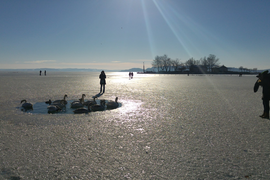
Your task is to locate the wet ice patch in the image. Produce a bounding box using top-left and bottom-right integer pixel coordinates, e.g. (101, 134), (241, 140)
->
(17, 99), (122, 114)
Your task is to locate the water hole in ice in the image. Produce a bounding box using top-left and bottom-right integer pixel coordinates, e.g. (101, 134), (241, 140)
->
(18, 99), (122, 114)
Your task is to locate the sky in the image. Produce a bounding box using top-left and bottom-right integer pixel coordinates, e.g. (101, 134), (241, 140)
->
(1, 0), (270, 70)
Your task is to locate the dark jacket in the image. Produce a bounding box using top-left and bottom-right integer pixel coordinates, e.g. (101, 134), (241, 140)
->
(254, 73), (270, 100)
(99, 73), (106, 85)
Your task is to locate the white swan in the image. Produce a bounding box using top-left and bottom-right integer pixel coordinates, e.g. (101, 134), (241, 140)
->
(90, 100), (105, 111)
(53, 94), (68, 104)
(47, 104), (62, 113)
(106, 97), (119, 109)
(71, 96), (84, 108)
(71, 94), (85, 105)
(73, 104), (91, 114)
(21, 100), (33, 109)
(84, 97), (97, 106)
(52, 100), (66, 109)
(71, 102), (84, 108)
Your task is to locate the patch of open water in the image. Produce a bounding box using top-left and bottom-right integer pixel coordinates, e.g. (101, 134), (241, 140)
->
(18, 99), (122, 114)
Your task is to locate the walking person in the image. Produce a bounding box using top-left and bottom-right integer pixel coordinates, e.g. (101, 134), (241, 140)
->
(39, 70), (42, 76)
(254, 70), (270, 119)
(44, 70), (46, 76)
(99, 70), (106, 94)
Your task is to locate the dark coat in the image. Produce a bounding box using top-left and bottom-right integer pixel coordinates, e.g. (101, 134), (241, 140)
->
(99, 73), (106, 85)
(254, 74), (270, 100)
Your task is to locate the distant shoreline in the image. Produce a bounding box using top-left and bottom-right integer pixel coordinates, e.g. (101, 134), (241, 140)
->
(137, 71), (260, 75)
(0, 68), (268, 75)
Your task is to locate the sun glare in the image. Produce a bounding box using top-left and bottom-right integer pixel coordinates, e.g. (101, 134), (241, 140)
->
(151, 0), (192, 56)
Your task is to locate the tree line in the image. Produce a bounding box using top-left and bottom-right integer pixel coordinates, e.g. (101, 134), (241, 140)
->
(151, 54), (220, 73)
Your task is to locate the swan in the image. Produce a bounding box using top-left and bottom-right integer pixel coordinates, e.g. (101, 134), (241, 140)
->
(45, 99), (52, 104)
(71, 98), (84, 108)
(84, 97), (97, 106)
(106, 97), (119, 109)
(52, 100), (66, 109)
(71, 101), (84, 108)
(21, 100), (33, 109)
(90, 100), (105, 111)
(47, 104), (62, 113)
(71, 94), (85, 105)
(73, 104), (91, 114)
(53, 94), (68, 104)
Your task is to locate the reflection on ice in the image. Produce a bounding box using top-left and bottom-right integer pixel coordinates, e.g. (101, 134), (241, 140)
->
(119, 99), (143, 115)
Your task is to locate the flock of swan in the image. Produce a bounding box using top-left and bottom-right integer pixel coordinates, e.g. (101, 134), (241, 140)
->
(20, 94), (119, 114)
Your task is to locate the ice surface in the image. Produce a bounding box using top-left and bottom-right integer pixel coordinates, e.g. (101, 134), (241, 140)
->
(0, 71), (270, 179)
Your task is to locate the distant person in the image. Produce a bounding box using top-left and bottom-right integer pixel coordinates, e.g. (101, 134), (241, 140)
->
(99, 70), (106, 93)
(44, 70), (46, 76)
(39, 70), (42, 76)
(129, 72), (133, 80)
(254, 70), (270, 119)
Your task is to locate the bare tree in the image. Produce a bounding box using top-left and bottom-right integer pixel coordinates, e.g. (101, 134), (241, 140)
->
(152, 54), (223, 73)
(152, 56), (162, 72)
(200, 56), (208, 69)
(171, 58), (181, 71)
(178, 62), (186, 72)
(239, 66), (243, 72)
(206, 54), (219, 72)
(161, 54), (171, 72)
(185, 57), (200, 69)
(185, 57), (195, 67)
(152, 54), (171, 72)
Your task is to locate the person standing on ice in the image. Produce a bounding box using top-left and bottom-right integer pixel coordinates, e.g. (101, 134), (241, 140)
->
(254, 70), (270, 119)
(99, 70), (106, 94)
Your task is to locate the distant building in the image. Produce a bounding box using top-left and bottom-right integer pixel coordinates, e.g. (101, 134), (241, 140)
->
(190, 65), (207, 74)
(212, 65), (228, 73)
(176, 65), (186, 72)
(219, 65), (228, 73)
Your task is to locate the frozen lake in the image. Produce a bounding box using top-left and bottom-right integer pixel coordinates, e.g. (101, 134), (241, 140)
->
(0, 71), (270, 179)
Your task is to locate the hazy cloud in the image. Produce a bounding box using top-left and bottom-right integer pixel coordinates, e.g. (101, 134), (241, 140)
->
(132, 59), (153, 62)
(0, 61), (151, 70)
(24, 60), (56, 64)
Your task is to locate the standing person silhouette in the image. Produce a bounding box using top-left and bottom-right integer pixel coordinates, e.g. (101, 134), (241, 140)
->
(254, 70), (270, 119)
(99, 70), (106, 94)
(44, 70), (46, 76)
(39, 70), (42, 76)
